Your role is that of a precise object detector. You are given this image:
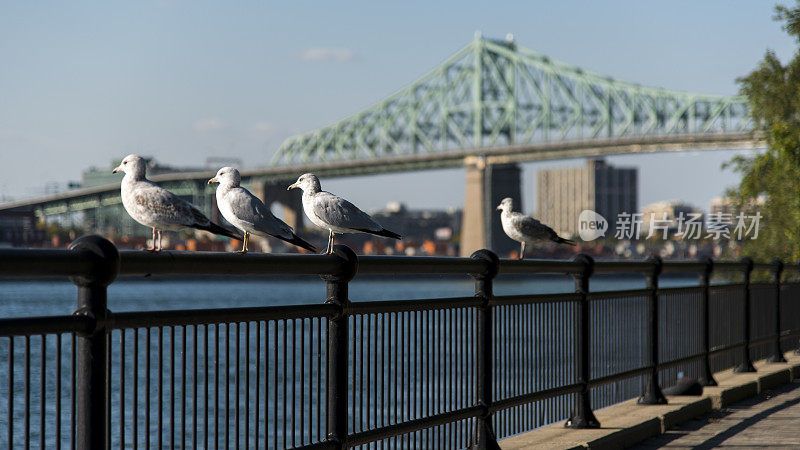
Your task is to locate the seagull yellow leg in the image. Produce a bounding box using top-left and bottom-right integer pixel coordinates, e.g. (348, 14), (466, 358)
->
(324, 230), (335, 254)
(147, 228), (157, 252)
(157, 230), (163, 252)
(519, 242), (525, 260)
(236, 232), (249, 254)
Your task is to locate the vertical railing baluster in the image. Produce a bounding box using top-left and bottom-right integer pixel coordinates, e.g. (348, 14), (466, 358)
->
(40, 335), (46, 450)
(68, 235), (119, 450)
(323, 244), (358, 450)
(735, 257), (757, 373)
(699, 257), (717, 386)
(56, 334), (62, 450)
(25, 335), (30, 450)
(639, 255), (667, 405)
(767, 259), (787, 363)
(469, 249), (500, 449)
(8, 337), (13, 449)
(565, 253), (599, 427)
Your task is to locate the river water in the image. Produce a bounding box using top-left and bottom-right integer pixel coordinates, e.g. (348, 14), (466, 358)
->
(0, 273), (697, 318)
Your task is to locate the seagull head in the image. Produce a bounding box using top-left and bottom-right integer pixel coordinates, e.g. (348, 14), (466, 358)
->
(208, 167), (240, 187)
(287, 173), (321, 193)
(112, 154), (146, 179)
(497, 197), (513, 212)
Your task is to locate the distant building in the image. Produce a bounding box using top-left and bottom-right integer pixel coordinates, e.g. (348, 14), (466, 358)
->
(641, 200), (703, 237)
(370, 202), (461, 244)
(537, 159), (637, 237)
(82, 157), (206, 188)
(709, 196), (765, 216)
(0, 206), (45, 247)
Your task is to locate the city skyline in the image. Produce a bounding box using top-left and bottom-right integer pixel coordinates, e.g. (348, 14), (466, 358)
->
(0, 1), (789, 214)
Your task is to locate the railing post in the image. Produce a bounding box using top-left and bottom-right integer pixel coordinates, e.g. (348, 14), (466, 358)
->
(565, 254), (600, 428)
(734, 257), (756, 373)
(470, 249), (500, 450)
(638, 255), (667, 405)
(767, 259), (787, 363)
(796, 261), (800, 356)
(698, 257), (717, 386)
(68, 235), (119, 450)
(321, 244), (358, 450)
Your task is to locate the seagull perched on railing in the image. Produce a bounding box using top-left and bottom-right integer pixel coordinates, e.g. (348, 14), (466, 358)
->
(113, 154), (241, 251)
(288, 173), (401, 254)
(497, 197), (575, 259)
(208, 167), (317, 254)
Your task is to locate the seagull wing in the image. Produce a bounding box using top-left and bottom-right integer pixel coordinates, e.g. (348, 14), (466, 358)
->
(513, 213), (557, 241)
(312, 191), (382, 232)
(132, 182), (212, 228)
(226, 187), (295, 240)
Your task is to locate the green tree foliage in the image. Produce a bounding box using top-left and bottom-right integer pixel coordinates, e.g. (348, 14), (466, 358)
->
(727, 2), (800, 261)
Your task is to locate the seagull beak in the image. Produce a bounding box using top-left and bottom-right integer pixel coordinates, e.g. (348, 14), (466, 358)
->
(112, 166), (122, 174)
(287, 183), (297, 191)
(207, 177), (218, 185)
(496, 205), (502, 210)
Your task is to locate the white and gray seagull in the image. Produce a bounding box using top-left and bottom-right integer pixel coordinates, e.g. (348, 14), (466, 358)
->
(113, 154), (241, 251)
(287, 173), (401, 254)
(208, 167), (317, 254)
(497, 197), (575, 259)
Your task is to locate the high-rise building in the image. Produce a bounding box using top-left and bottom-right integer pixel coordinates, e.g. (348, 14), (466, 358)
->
(537, 159), (637, 237)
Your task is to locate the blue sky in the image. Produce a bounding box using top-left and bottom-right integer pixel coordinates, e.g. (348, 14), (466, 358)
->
(0, 1), (794, 213)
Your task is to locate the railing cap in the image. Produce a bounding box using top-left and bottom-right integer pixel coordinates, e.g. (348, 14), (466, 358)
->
(645, 254), (663, 277)
(470, 249), (499, 280)
(570, 253), (595, 278)
(320, 244), (358, 282)
(68, 235), (120, 287)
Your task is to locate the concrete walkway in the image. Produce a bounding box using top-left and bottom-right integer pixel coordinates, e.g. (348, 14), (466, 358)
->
(500, 353), (800, 449)
(632, 379), (800, 449)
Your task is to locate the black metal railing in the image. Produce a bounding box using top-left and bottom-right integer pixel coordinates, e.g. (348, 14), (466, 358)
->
(1, 235), (799, 449)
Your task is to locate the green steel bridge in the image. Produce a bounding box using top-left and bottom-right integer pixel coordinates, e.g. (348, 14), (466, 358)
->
(0, 34), (761, 250)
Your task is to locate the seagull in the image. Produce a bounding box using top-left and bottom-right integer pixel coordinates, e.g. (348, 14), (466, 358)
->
(287, 173), (401, 254)
(497, 197), (575, 259)
(207, 167), (317, 254)
(113, 154), (241, 251)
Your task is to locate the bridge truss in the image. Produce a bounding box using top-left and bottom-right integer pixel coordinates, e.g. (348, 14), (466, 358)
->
(273, 34), (750, 166)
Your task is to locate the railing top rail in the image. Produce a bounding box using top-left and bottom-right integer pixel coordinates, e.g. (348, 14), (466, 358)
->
(712, 261), (750, 272)
(0, 248), (97, 277)
(498, 259), (584, 274)
(355, 255), (490, 275)
(2, 244), (798, 279)
(118, 250), (345, 276)
(593, 260), (655, 274)
(660, 261), (707, 274)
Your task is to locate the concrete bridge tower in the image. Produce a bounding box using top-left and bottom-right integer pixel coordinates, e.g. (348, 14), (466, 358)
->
(246, 180), (305, 231)
(460, 157), (521, 257)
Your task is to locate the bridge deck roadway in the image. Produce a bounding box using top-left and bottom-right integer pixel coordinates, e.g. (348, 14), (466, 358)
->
(0, 132), (762, 213)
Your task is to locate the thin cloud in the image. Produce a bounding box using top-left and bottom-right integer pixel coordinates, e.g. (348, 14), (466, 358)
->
(252, 121), (274, 134)
(193, 118), (225, 132)
(299, 47), (356, 62)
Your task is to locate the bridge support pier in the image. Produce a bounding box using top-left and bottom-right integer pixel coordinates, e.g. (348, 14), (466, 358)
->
(460, 158), (521, 257)
(250, 180), (305, 232)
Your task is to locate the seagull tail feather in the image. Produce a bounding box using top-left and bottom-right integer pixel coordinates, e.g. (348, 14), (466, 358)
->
(555, 236), (576, 246)
(357, 228), (402, 240)
(277, 233), (318, 253)
(195, 221), (243, 240)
